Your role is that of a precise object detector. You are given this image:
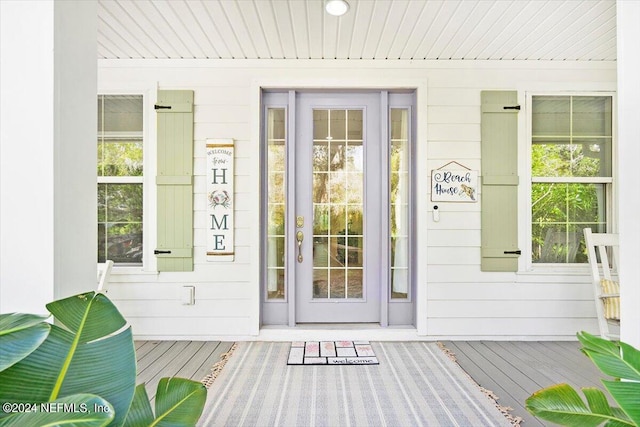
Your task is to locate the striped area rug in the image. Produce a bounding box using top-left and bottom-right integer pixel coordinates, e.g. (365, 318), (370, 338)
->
(198, 341), (512, 427)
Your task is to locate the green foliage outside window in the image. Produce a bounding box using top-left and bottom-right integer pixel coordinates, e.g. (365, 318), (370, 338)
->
(532, 183), (603, 263)
(98, 183), (143, 264)
(98, 139), (143, 177)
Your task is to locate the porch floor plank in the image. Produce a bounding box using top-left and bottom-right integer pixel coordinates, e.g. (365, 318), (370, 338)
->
(134, 341), (159, 359)
(174, 341), (234, 380)
(443, 341), (609, 426)
(483, 341), (564, 387)
(135, 341), (175, 374)
(443, 341), (545, 426)
(134, 340), (233, 404)
(168, 341), (207, 378)
(514, 342), (589, 386)
(532, 341), (605, 387)
(137, 341), (192, 400)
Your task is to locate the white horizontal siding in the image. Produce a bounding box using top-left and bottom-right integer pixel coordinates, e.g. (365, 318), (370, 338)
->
(427, 211), (481, 230)
(107, 282), (250, 298)
(126, 316), (254, 339)
(427, 106), (481, 124)
(427, 318), (600, 339)
(427, 300), (596, 318)
(99, 58), (615, 339)
(426, 247), (480, 265)
(114, 299), (252, 318)
(427, 159), (482, 172)
(428, 123), (480, 142)
(427, 266), (591, 285)
(194, 86), (252, 104)
(428, 141), (481, 160)
(428, 229), (481, 247)
(428, 282), (594, 300)
(194, 105), (249, 123)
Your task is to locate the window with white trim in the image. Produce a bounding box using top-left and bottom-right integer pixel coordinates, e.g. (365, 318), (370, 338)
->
(531, 95), (612, 263)
(97, 95), (144, 265)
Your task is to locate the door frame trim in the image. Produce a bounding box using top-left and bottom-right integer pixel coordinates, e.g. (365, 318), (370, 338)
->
(286, 90), (297, 326)
(380, 91), (390, 327)
(254, 79), (429, 336)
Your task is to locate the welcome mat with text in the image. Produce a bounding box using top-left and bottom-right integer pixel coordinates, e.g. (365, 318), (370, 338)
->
(287, 341), (379, 365)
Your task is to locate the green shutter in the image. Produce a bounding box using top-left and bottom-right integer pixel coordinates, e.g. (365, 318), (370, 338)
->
(155, 90), (194, 271)
(481, 91), (520, 272)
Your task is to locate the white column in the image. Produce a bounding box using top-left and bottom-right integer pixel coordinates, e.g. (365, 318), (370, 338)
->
(617, 0), (640, 348)
(0, 0), (97, 314)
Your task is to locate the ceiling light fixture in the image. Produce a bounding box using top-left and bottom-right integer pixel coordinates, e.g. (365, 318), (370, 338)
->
(325, 0), (350, 16)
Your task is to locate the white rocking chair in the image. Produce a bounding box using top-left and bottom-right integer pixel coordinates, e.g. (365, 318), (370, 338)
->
(97, 260), (114, 294)
(583, 228), (620, 340)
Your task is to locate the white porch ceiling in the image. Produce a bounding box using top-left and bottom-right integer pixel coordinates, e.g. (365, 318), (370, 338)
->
(97, 0), (617, 61)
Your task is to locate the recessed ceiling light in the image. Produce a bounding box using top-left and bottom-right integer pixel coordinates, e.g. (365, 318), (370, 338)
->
(325, 0), (350, 17)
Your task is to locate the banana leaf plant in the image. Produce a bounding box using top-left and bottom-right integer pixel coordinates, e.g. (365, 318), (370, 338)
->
(526, 331), (640, 426)
(0, 292), (206, 426)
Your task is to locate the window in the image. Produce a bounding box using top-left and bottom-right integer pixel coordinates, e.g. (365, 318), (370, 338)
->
(97, 95), (144, 265)
(390, 108), (410, 298)
(266, 107), (286, 299)
(531, 95), (612, 263)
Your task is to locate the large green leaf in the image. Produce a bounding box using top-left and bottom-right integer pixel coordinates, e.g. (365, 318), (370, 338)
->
(124, 379), (207, 427)
(525, 383), (634, 427)
(0, 393), (114, 427)
(579, 332), (640, 381)
(583, 387), (612, 416)
(0, 313), (50, 371)
(122, 384), (155, 427)
(603, 380), (640, 425)
(0, 313), (49, 333)
(152, 378), (207, 427)
(577, 331), (640, 425)
(46, 292), (127, 345)
(0, 293), (136, 427)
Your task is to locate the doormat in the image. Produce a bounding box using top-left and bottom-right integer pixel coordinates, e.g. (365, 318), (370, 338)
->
(287, 341), (379, 365)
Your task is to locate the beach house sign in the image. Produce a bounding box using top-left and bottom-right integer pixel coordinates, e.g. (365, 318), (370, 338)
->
(206, 139), (234, 261)
(431, 161), (478, 203)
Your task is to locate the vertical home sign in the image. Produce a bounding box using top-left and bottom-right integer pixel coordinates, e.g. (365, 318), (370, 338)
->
(206, 139), (234, 261)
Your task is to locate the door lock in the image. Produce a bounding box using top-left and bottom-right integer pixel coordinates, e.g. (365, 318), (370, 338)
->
(296, 216), (304, 228)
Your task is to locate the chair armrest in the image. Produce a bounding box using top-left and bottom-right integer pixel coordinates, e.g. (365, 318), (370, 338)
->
(600, 293), (620, 299)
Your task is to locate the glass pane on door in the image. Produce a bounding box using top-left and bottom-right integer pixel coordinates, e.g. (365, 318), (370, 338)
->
(390, 109), (409, 299)
(266, 108), (286, 299)
(312, 109), (364, 299)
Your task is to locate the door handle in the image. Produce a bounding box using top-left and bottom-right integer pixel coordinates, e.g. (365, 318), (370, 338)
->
(296, 231), (304, 263)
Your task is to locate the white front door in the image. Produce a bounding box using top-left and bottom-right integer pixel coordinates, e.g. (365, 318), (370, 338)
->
(294, 92), (381, 323)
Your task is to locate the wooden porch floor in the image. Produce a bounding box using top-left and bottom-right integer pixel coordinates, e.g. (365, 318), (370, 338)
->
(135, 340), (606, 426)
(135, 341), (234, 403)
(442, 341), (608, 426)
